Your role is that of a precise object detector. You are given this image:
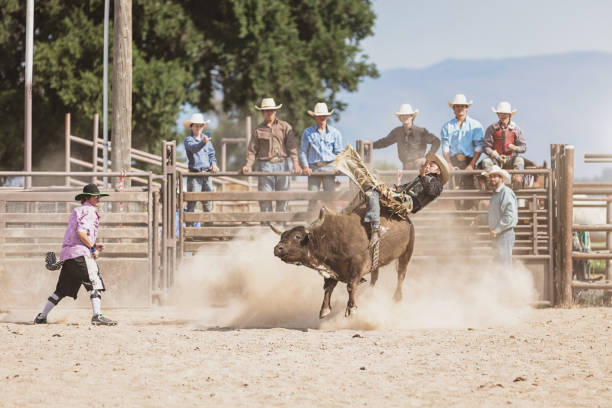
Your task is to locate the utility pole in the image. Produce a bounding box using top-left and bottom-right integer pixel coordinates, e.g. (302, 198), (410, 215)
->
(111, 0), (132, 189)
(103, 0), (110, 187)
(24, 0), (34, 189)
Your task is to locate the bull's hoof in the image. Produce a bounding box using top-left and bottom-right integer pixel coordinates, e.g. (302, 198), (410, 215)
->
(319, 307), (331, 319)
(393, 290), (403, 302)
(345, 306), (358, 317)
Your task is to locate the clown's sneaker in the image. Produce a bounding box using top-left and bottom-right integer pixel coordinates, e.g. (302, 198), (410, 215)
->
(91, 314), (117, 326)
(34, 313), (47, 324)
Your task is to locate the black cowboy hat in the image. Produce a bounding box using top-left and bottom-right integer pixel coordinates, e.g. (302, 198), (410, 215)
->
(74, 183), (110, 201)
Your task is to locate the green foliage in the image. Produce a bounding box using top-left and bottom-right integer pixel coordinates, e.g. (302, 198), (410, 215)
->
(0, 0), (377, 171)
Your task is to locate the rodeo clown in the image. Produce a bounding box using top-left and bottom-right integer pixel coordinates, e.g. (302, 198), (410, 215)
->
(34, 184), (117, 326)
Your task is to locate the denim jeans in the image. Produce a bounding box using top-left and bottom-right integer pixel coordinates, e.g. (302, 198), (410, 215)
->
(482, 156), (525, 171)
(493, 229), (515, 270)
(186, 175), (213, 213)
(364, 189), (380, 223)
(257, 160), (290, 212)
(307, 163), (336, 210)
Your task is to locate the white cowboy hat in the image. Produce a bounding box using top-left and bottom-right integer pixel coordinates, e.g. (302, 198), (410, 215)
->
(492, 101), (517, 115)
(425, 151), (450, 185)
(183, 113), (211, 129)
(254, 98), (282, 111)
(448, 94), (473, 108)
(308, 102), (334, 117)
(394, 104), (419, 117)
(482, 165), (511, 185)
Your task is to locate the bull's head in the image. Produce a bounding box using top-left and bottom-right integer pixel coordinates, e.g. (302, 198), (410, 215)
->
(272, 207), (328, 265)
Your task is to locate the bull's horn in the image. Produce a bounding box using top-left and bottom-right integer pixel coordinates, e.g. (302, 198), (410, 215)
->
(308, 206), (329, 230)
(269, 223), (283, 235)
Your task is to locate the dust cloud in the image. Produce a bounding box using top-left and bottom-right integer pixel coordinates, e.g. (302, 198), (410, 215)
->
(171, 230), (535, 331)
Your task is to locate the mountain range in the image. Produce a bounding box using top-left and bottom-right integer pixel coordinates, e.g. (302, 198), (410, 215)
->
(335, 51), (612, 179)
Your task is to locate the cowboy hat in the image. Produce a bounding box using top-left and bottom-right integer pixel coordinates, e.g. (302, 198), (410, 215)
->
(394, 104), (419, 117)
(481, 165), (511, 185)
(254, 98), (282, 111)
(448, 94), (473, 108)
(492, 101), (517, 115)
(183, 113), (211, 129)
(75, 183), (110, 201)
(425, 151), (450, 185)
(308, 102), (334, 117)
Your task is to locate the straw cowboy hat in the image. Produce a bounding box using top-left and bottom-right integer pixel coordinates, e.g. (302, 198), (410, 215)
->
(482, 165), (511, 185)
(75, 183), (110, 201)
(394, 104), (419, 117)
(492, 101), (517, 115)
(183, 113), (211, 129)
(426, 151), (451, 185)
(448, 94), (473, 108)
(308, 102), (335, 117)
(254, 98), (282, 111)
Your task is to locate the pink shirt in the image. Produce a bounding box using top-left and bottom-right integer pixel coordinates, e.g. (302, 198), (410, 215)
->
(60, 202), (100, 261)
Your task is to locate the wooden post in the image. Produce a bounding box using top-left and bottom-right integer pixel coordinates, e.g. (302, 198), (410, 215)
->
(606, 196), (612, 304)
(65, 113), (71, 186)
(146, 172), (153, 306)
(221, 142), (227, 172)
(92, 114), (99, 184)
(246, 115), (253, 191)
(561, 145), (574, 306)
(24, 0), (34, 190)
(0, 200), (6, 260)
(550, 144), (562, 304)
(111, 0), (132, 190)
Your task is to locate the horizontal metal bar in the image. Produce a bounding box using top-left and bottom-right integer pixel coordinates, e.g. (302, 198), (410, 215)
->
(571, 281), (612, 290)
(0, 171), (151, 177)
(573, 224), (612, 232)
(572, 251), (612, 260)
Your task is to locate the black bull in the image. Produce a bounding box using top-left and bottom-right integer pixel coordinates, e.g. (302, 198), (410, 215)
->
(272, 207), (415, 318)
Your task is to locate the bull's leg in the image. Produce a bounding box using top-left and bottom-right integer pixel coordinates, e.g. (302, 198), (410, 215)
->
(345, 260), (369, 316)
(394, 224), (415, 302)
(345, 277), (359, 317)
(320, 278), (338, 319)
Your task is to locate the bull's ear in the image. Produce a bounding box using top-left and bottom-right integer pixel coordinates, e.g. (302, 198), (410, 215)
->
(300, 231), (310, 246)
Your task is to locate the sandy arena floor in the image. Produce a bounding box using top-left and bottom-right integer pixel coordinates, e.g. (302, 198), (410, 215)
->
(0, 307), (610, 408)
(2, 236), (611, 407)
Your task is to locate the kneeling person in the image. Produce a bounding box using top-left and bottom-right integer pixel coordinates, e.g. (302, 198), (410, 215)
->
(34, 184), (116, 326)
(365, 152), (450, 246)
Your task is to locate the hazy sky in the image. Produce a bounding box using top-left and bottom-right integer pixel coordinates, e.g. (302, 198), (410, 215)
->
(361, 0), (612, 70)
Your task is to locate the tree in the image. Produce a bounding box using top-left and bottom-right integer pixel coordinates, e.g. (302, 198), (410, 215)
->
(0, 0), (377, 173)
(187, 0), (378, 133)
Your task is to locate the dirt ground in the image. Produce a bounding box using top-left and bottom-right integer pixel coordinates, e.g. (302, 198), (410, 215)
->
(0, 307), (610, 408)
(1, 236), (611, 407)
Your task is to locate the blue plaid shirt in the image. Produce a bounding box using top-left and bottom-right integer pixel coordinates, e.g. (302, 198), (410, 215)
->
(440, 116), (484, 157)
(299, 125), (343, 167)
(184, 133), (217, 171)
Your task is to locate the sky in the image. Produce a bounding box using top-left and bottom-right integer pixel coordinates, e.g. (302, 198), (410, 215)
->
(361, 0), (612, 70)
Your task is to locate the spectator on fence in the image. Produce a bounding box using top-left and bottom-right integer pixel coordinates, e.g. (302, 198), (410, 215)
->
(483, 165), (518, 271)
(242, 98), (301, 214)
(440, 94), (484, 209)
(300, 102), (343, 210)
(183, 113), (219, 223)
(373, 103), (440, 171)
(482, 101), (527, 190)
(35, 184), (116, 326)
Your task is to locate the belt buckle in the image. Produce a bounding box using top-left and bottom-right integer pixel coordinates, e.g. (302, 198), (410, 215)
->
(269, 157), (281, 163)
